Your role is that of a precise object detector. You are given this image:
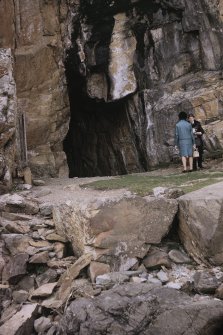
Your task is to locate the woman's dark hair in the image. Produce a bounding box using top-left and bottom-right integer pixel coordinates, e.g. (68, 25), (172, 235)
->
(188, 113), (194, 117)
(178, 111), (188, 120)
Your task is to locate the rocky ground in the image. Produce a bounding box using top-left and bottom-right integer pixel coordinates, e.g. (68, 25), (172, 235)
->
(1, 160), (223, 334)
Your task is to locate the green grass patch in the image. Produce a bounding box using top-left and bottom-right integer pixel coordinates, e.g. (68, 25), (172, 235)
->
(81, 171), (223, 196)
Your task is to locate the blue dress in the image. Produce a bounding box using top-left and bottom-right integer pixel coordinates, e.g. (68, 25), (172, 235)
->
(175, 120), (195, 157)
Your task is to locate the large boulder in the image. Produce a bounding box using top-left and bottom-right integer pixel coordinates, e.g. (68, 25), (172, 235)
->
(178, 181), (223, 266)
(59, 283), (223, 335)
(53, 192), (178, 270)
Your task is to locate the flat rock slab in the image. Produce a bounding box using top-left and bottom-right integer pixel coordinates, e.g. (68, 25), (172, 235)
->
(53, 192), (177, 270)
(0, 303), (38, 335)
(178, 181), (223, 265)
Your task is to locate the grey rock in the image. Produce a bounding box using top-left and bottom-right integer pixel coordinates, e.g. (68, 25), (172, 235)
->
(12, 290), (29, 304)
(157, 270), (169, 283)
(34, 316), (51, 333)
(33, 179), (46, 186)
(31, 282), (57, 298)
(2, 234), (31, 255)
(59, 283), (223, 335)
(39, 203), (53, 218)
(29, 251), (49, 264)
(96, 272), (130, 288)
(16, 275), (35, 291)
(143, 248), (172, 269)
(36, 269), (58, 286)
(168, 249), (191, 264)
(194, 271), (219, 294)
(0, 193), (39, 215)
(4, 253), (29, 285)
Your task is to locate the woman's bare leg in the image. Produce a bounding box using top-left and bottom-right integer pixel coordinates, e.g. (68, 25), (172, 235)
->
(189, 157), (193, 170)
(182, 157), (187, 171)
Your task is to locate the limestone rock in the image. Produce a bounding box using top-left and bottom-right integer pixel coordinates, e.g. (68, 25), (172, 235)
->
(53, 194), (177, 269)
(178, 182), (223, 265)
(31, 282), (57, 298)
(0, 304), (38, 335)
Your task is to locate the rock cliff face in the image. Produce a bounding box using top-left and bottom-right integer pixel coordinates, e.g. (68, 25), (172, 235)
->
(0, 0), (72, 189)
(64, 0), (223, 176)
(1, 0), (223, 181)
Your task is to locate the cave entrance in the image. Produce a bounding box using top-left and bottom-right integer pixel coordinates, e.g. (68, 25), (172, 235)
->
(63, 65), (147, 177)
(63, 4), (149, 178)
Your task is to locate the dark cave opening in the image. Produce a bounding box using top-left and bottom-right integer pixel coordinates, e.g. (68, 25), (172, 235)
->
(63, 64), (147, 177)
(62, 11), (148, 178)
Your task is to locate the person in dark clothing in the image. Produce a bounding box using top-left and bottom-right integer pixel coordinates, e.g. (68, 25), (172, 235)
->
(175, 111), (195, 173)
(188, 113), (205, 170)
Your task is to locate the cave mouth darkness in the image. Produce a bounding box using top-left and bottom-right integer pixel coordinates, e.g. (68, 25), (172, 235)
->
(62, 13), (149, 178)
(63, 65), (147, 178)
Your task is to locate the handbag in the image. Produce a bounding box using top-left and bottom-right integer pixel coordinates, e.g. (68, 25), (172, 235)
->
(193, 149), (199, 158)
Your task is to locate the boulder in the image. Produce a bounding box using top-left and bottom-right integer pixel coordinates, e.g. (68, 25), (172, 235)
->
(53, 194), (177, 270)
(178, 182), (223, 265)
(59, 283), (223, 335)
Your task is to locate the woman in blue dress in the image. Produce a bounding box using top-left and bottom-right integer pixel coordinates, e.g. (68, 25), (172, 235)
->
(175, 111), (195, 173)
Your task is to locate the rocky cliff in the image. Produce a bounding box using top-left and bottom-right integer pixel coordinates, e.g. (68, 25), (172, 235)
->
(1, 0), (223, 184)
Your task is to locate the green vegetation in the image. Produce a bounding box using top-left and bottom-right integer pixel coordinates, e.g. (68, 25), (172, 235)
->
(81, 171), (223, 196)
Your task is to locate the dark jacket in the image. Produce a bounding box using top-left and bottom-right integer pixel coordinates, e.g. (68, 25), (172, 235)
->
(190, 120), (204, 147)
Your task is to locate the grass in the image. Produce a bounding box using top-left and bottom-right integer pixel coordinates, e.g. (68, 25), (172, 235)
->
(81, 171), (223, 196)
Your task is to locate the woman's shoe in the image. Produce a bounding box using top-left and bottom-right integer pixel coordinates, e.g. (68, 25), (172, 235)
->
(188, 170), (193, 172)
(182, 170), (187, 173)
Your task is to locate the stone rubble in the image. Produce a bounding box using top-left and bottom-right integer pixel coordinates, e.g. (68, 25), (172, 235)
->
(0, 181), (223, 334)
